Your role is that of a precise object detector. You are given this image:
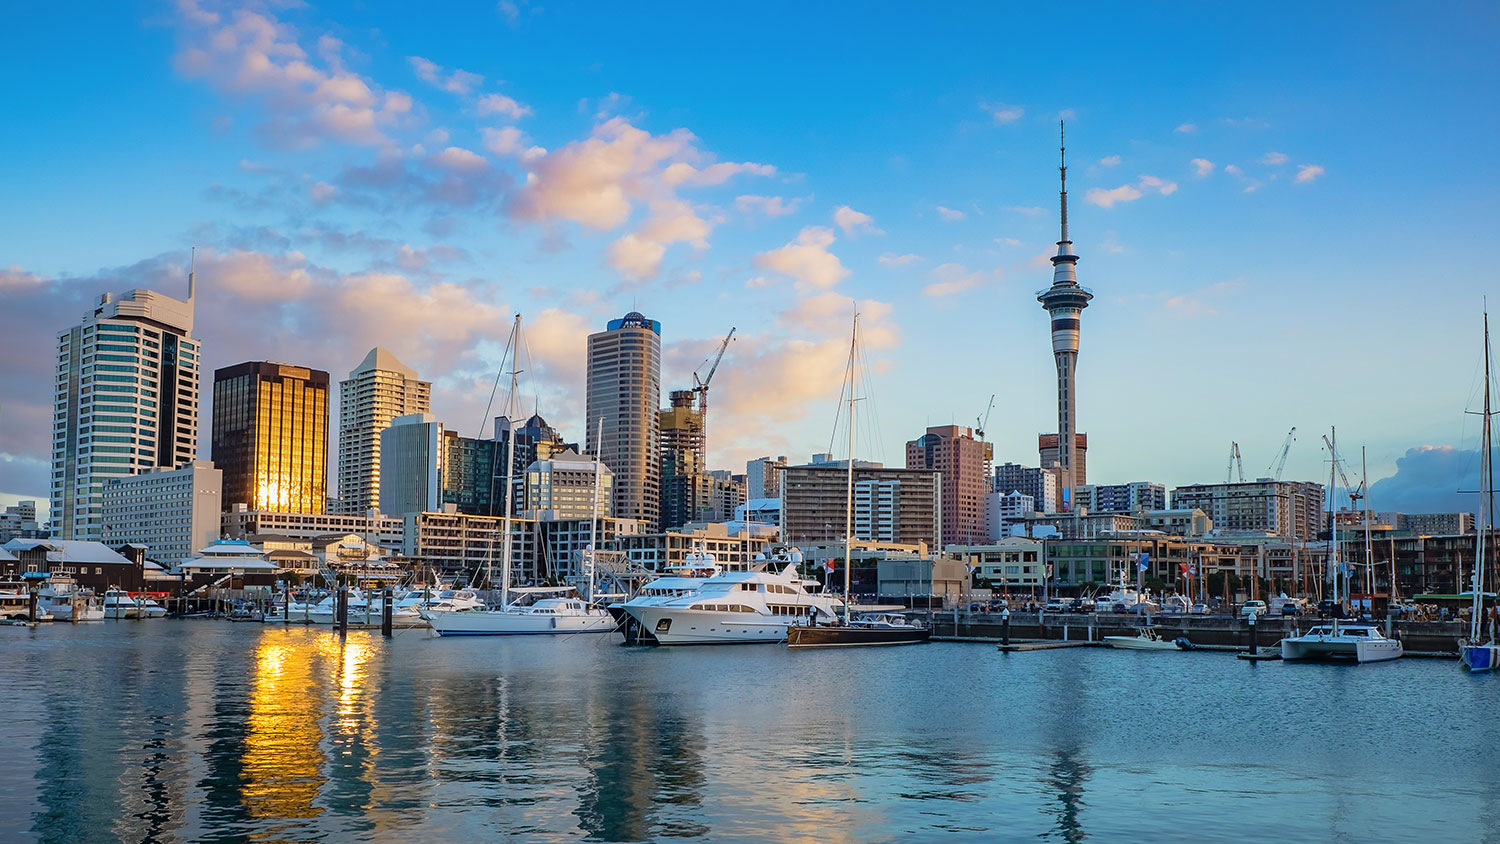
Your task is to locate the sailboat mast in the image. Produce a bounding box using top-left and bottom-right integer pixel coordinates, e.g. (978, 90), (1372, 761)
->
(1329, 427), (1340, 633)
(499, 314), (521, 608)
(1362, 447), (1373, 599)
(843, 314), (859, 623)
(588, 416), (604, 601)
(1475, 313), (1491, 641)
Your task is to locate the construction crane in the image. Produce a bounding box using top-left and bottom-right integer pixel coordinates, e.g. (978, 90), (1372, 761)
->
(1267, 427), (1297, 481)
(1226, 441), (1245, 483)
(975, 394), (996, 440)
(1321, 432), (1365, 510)
(692, 326), (736, 427)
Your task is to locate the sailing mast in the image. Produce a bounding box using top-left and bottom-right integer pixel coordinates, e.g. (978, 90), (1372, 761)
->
(587, 416), (604, 602)
(842, 314), (860, 624)
(1473, 313), (1492, 645)
(1329, 427), (1341, 635)
(499, 314), (521, 609)
(1362, 447), (1374, 599)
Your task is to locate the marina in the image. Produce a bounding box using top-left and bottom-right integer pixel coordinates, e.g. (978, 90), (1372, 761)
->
(2, 621), (1497, 843)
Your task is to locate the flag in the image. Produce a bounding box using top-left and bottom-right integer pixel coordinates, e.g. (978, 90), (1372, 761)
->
(964, 561), (976, 575)
(1136, 552), (1150, 573)
(1188, 564), (1197, 577)
(824, 558), (836, 572)
(1179, 563), (1191, 577)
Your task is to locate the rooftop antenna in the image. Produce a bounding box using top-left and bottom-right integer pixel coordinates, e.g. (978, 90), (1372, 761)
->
(1059, 120), (1069, 245)
(188, 246), (197, 303)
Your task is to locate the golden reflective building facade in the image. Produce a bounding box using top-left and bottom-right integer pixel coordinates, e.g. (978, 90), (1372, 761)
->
(213, 361), (330, 513)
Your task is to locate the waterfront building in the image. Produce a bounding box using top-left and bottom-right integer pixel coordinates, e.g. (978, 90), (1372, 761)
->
(0, 501), (45, 542)
(994, 462), (1061, 514)
(1, 539), (144, 593)
(586, 311), (662, 528)
(1018, 511), (1143, 538)
(52, 284), (200, 541)
(379, 413), (443, 517)
(1141, 508), (1213, 537)
(337, 348), (431, 514)
(522, 449), (614, 521)
(986, 490), (1036, 539)
(179, 539), (278, 592)
(781, 462), (941, 547)
(1370, 529), (1497, 595)
(1075, 481), (1166, 514)
(401, 510), (641, 581)
(906, 425), (992, 546)
(610, 521), (775, 572)
(211, 361), (329, 513)
(1403, 512), (1476, 536)
(1036, 128), (1093, 512)
(946, 537), (1045, 589)
(746, 455), (788, 500)
(100, 460), (222, 564)
(221, 504), (404, 548)
(441, 431), (500, 516)
(735, 498), (782, 527)
(1169, 479), (1325, 539)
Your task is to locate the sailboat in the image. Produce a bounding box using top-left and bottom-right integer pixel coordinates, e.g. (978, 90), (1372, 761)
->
(1280, 428), (1403, 663)
(425, 314), (615, 637)
(786, 313), (929, 649)
(1461, 311), (1499, 672)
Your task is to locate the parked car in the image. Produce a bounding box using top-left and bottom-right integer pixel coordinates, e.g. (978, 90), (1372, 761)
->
(1043, 599), (1068, 614)
(1190, 603), (1209, 615)
(1277, 602), (1301, 617)
(1240, 600), (1268, 618)
(1094, 597), (1114, 613)
(1066, 598), (1093, 614)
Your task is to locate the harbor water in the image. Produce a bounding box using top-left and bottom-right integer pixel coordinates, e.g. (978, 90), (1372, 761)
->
(2, 623), (1497, 843)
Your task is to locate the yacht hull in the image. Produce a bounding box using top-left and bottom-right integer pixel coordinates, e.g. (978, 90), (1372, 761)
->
(1280, 637), (1403, 663)
(787, 625), (929, 648)
(1461, 643), (1500, 672)
(424, 610), (615, 636)
(628, 607), (796, 645)
(1104, 636), (1181, 651)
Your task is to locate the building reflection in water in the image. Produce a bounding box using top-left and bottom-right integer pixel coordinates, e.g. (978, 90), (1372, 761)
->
(1039, 658), (1091, 844)
(240, 635), (331, 824)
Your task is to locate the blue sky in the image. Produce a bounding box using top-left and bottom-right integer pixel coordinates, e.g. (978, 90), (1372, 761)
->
(3, 0), (1499, 517)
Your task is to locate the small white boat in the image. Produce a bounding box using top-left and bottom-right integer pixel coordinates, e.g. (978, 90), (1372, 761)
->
(40, 586), (105, 622)
(1104, 628), (1183, 651)
(1280, 623), (1403, 663)
(102, 589), (141, 619)
(424, 588), (616, 636)
(0, 589), (46, 621)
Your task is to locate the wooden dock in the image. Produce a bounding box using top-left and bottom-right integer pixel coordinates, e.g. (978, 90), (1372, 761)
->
(996, 640), (1104, 652)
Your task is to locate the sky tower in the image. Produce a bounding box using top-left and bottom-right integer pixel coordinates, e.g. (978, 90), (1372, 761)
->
(1037, 122), (1092, 511)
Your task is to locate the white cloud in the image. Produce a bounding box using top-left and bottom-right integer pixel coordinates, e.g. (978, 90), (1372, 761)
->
(753, 226), (849, 290)
(980, 100), (1024, 124)
(1099, 155), (1121, 167)
(1175, 123), (1197, 134)
(1139, 174), (1178, 195)
(1003, 205), (1044, 216)
(605, 199), (712, 280)
(1224, 164), (1243, 176)
(878, 253), (920, 266)
(1084, 185), (1142, 208)
(994, 237), (1021, 247)
(1262, 151), (1289, 165)
(1295, 164), (1324, 183)
(477, 93), (532, 119)
(430, 146), (489, 172)
(481, 126), (546, 162)
(1191, 158), (1214, 177)
(921, 262), (988, 298)
(309, 181), (337, 204)
(935, 205), (966, 221)
(734, 195), (800, 216)
(833, 205), (882, 236)
(409, 56), (484, 95)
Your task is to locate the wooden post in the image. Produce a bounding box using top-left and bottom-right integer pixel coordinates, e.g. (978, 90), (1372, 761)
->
(381, 587), (393, 637)
(336, 583), (348, 636)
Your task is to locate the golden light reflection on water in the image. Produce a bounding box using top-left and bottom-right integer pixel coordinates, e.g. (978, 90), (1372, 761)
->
(242, 634), (330, 822)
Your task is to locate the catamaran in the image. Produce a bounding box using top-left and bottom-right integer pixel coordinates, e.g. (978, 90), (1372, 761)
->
(1461, 311), (1499, 672)
(1280, 428), (1403, 664)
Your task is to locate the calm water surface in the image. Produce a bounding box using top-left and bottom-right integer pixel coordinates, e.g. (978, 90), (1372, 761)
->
(1, 623), (1497, 843)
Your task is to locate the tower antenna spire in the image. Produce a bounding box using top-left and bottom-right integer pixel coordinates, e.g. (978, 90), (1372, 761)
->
(188, 246), (196, 306)
(1059, 120), (1069, 245)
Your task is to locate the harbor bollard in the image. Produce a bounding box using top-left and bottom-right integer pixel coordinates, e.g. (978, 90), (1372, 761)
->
(1247, 612), (1257, 655)
(381, 588), (393, 637)
(1002, 608), (1011, 646)
(28, 590), (37, 622)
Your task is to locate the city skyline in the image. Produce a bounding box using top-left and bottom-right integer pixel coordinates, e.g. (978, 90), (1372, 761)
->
(5, 1), (1500, 519)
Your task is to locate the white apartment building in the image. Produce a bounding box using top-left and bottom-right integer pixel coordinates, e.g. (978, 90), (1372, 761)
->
(522, 449), (613, 521)
(52, 286), (200, 540)
(337, 348), (431, 514)
(986, 490), (1036, 539)
(101, 459), (222, 563)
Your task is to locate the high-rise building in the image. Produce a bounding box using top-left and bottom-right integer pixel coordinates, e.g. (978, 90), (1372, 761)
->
(659, 389), (709, 530)
(1038, 433), (1087, 487)
(1036, 125), (1093, 512)
(747, 455), (788, 500)
(781, 462), (941, 547)
(586, 312), (662, 527)
(52, 284), (200, 541)
(211, 361), (329, 513)
(994, 462), (1061, 514)
(337, 348), (430, 514)
(1074, 480), (1166, 514)
(101, 460), (222, 563)
(1169, 479), (1326, 539)
(378, 413), (443, 517)
(522, 449), (614, 521)
(906, 425), (992, 546)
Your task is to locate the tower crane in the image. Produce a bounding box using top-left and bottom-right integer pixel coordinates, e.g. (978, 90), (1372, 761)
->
(692, 326), (736, 432)
(975, 394), (996, 440)
(1321, 432), (1365, 510)
(1226, 442), (1245, 483)
(1267, 427), (1297, 481)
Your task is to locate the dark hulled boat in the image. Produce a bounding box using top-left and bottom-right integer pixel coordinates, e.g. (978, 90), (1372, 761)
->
(787, 612), (931, 648)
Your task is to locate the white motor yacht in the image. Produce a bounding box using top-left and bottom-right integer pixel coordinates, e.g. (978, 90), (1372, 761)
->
(1104, 627), (1184, 651)
(39, 584), (104, 622)
(102, 589), (143, 619)
(1280, 623), (1403, 663)
(423, 587), (616, 636)
(623, 562), (844, 645)
(0, 589), (47, 621)
(609, 554), (723, 643)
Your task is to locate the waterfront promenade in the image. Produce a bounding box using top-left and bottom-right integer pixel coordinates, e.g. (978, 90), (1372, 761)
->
(2, 622), (1496, 843)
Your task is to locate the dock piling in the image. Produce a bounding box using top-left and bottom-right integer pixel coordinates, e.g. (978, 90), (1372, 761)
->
(381, 588), (393, 637)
